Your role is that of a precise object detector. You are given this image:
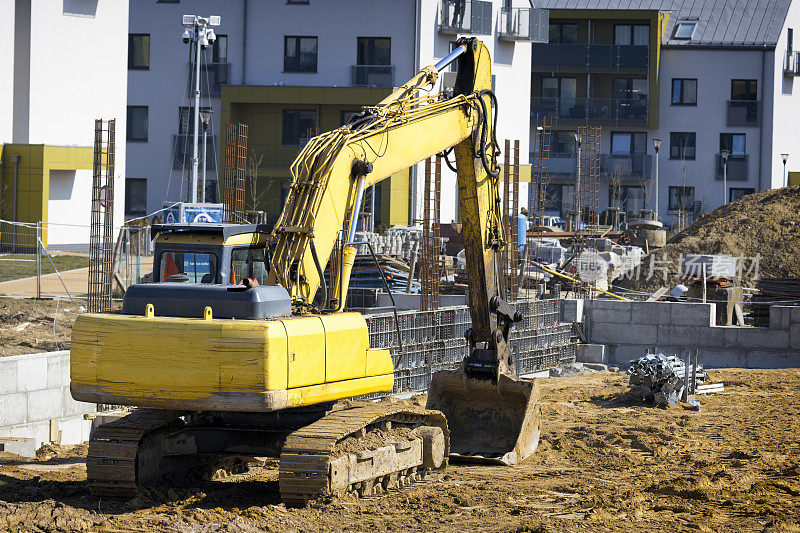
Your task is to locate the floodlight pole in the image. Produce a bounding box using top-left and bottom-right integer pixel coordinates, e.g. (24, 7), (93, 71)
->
(191, 31), (201, 203)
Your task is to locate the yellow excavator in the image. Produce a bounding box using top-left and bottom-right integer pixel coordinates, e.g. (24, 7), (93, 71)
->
(70, 37), (539, 505)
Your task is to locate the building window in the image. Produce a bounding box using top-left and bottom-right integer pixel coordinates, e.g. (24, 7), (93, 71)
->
(611, 132), (647, 155)
(668, 186), (695, 211)
(127, 106), (148, 142)
(357, 37), (391, 66)
(200, 34), (228, 63)
(674, 22), (697, 40)
(720, 133), (746, 156)
(671, 79), (697, 105)
(670, 132), (696, 160)
(614, 24), (649, 46)
(282, 109), (316, 145)
(128, 34), (150, 70)
(617, 186), (646, 215)
(549, 23), (578, 44)
(178, 106), (212, 135)
(125, 178), (147, 216)
(729, 188), (754, 203)
(731, 79), (757, 101)
(789, 28), (794, 52)
(284, 36), (318, 72)
(550, 131), (576, 155)
(541, 77), (577, 99)
(612, 78), (648, 101)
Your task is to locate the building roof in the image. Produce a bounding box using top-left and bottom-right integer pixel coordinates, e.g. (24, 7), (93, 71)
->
(536, 0), (792, 49)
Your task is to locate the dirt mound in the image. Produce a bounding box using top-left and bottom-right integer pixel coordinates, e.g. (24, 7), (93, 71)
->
(622, 186), (800, 292)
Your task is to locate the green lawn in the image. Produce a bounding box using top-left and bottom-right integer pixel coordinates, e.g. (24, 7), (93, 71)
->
(0, 254), (88, 283)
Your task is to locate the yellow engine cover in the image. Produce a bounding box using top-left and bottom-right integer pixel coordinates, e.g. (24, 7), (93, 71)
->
(70, 312), (393, 412)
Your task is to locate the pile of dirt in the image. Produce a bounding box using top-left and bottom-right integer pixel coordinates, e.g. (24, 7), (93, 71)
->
(621, 185), (800, 293)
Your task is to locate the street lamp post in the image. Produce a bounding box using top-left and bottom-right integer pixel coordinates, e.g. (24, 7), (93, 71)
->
(720, 149), (730, 205)
(574, 132), (582, 231)
(781, 153), (789, 187)
(181, 14), (220, 203)
(199, 108), (213, 203)
(652, 138), (662, 220)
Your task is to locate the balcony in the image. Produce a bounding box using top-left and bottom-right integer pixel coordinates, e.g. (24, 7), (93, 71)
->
(531, 97), (648, 126)
(352, 65), (394, 88)
(601, 154), (653, 180)
(438, 0), (492, 36)
(727, 100), (760, 127)
(785, 51), (800, 76)
(532, 44), (649, 71)
(498, 7), (548, 42)
(536, 153), (578, 176)
(172, 134), (217, 171)
(187, 62), (231, 97)
(716, 154), (748, 182)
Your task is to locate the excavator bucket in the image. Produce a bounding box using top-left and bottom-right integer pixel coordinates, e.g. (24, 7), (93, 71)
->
(426, 369), (540, 465)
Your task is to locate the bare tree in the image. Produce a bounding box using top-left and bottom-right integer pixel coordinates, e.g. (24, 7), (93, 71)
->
(609, 162), (625, 211)
(244, 150), (276, 215)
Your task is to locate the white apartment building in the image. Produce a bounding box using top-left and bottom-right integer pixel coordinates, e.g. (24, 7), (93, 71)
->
(126, 0), (546, 225)
(532, 0), (800, 228)
(0, 0), (128, 243)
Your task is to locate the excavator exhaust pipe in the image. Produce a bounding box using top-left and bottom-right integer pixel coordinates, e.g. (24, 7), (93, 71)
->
(426, 370), (540, 465)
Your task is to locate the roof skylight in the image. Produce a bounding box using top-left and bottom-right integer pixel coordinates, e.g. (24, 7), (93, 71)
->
(674, 22), (697, 40)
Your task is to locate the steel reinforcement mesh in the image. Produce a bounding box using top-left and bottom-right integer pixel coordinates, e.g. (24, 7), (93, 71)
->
(365, 298), (576, 396)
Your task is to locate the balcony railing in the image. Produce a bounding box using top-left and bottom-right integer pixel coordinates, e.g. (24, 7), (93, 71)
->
(438, 0), (492, 35)
(498, 7), (548, 42)
(532, 44), (649, 70)
(187, 62), (231, 97)
(716, 154), (748, 182)
(528, 153), (653, 180)
(173, 134), (217, 171)
(531, 97), (648, 125)
(601, 154), (653, 179)
(785, 51), (800, 76)
(727, 100), (760, 127)
(352, 65), (394, 88)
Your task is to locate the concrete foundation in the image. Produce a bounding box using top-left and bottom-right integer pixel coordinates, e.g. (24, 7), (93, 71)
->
(566, 299), (800, 369)
(0, 351), (95, 457)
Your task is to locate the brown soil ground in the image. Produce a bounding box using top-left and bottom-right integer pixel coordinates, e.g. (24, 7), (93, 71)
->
(0, 297), (81, 356)
(2, 369), (799, 532)
(0, 297), (121, 356)
(621, 185), (800, 293)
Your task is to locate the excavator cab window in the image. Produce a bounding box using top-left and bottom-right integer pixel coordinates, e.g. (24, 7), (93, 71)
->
(159, 251), (218, 283)
(230, 246), (269, 285)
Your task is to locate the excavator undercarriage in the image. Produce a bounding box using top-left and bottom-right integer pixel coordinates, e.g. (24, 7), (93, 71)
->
(87, 403), (448, 505)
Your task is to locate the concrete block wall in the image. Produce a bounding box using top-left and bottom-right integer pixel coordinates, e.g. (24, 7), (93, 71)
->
(579, 300), (800, 369)
(0, 351), (95, 455)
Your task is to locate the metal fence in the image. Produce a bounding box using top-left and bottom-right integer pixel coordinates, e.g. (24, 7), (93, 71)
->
(365, 298), (576, 396)
(0, 220), (153, 300)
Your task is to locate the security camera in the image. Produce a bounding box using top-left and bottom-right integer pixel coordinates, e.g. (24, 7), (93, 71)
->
(199, 35), (208, 50)
(182, 28), (191, 44)
(207, 29), (216, 45)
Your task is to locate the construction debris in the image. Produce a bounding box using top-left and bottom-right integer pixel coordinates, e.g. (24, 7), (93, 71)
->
(627, 353), (708, 408)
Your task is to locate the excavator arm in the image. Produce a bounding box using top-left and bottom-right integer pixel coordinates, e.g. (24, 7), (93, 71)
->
(269, 38), (539, 464)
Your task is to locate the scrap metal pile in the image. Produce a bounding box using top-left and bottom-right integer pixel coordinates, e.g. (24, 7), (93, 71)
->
(627, 353), (708, 407)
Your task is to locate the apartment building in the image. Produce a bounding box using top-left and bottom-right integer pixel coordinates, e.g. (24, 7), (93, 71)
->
(126, 0), (547, 225)
(531, 0), (799, 227)
(0, 0), (128, 243)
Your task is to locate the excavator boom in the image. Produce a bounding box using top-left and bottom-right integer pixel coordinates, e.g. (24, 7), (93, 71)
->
(270, 37), (540, 464)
